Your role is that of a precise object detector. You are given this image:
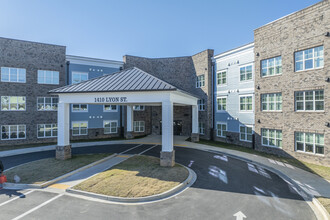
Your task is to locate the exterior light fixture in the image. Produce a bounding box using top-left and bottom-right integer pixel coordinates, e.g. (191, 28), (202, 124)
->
(325, 77), (330, 82)
(325, 122), (330, 127)
(257, 119), (261, 123)
(325, 32), (330, 37)
(257, 85), (260, 90)
(256, 52), (260, 57)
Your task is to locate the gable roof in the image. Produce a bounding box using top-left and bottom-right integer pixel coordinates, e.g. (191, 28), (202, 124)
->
(49, 67), (186, 94)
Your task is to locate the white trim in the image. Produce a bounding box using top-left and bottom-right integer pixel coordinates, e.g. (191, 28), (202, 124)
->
(103, 120), (118, 134)
(71, 71), (89, 84)
(133, 121), (145, 132)
(213, 43), (254, 59)
(198, 122), (205, 135)
(66, 55), (123, 69)
(37, 70), (59, 85)
(133, 105), (145, 111)
(0, 67), (26, 83)
(295, 132), (324, 155)
(216, 70), (227, 87)
(196, 75), (205, 88)
(239, 63), (254, 83)
(216, 96), (227, 112)
(1, 124), (26, 140)
(216, 122), (227, 138)
(71, 121), (88, 136)
(71, 104), (88, 113)
(294, 90), (324, 112)
(261, 56), (282, 78)
(294, 46), (324, 72)
(239, 124), (253, 142)
(37, 97), (58, 111)
(239, 94), (254, 112)
(103, 104), (118, 112)
(261, 93), (282, 112)
(1, 96), (26, 111)
(37, 123), (57, 138)
(261, 128), (282, 148)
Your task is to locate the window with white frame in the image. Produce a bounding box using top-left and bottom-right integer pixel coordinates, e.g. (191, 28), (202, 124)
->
(261, 56), (282, 77)
(295, 132), (324, 155)
(198, 99), (205, 111)
(217, 97), (227, 111)
(72, 72), (88, 84)
(37, 124), (57, 138)
(133, 105), (145, 111)
(295, 90), (324, 111)
(37, 70), (59, 84)
(104, 105), (117, 112)
(133, 121), (145, 132)
(1, 67), (26, 83)
(196, 75), (205, 88)
(72, 121), (88, 136)
(1, 96), (26, 111)
(104, 120), (118, 134)
(216, 122), (227, 137)
(295, 46), (323, 71)
(37, 97), (58, 111)
(262, 128), (282, 148)
(199, 122), (205, 135)
(261, 93), (282, 111)
(217, 71), (226, 86)
(1, 125), (26, 140)
(240, 125), (253, 142)
(240, 95), (253, 111)
(240, 65), (253, 81)
(72, 104), (88, 112)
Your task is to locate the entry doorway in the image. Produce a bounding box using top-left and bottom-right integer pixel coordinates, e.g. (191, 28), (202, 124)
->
(160, 120), (183, 135)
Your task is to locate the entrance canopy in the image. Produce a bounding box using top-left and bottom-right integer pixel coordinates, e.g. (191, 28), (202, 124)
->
(49, 67), (199, 166)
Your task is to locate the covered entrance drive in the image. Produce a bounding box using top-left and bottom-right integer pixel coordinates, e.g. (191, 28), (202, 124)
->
(50, 67), (200, 166)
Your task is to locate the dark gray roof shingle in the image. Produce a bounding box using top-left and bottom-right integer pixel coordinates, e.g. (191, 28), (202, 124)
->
(49, 67), (181, 94)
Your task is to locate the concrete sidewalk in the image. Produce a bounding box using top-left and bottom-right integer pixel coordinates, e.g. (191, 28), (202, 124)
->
(1, 135), (329, 199)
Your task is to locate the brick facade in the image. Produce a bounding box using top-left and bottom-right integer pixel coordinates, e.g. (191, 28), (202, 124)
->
(123, 49), (214, 139)
(0, 38), (66, 146)
(254, 0), (330, 165)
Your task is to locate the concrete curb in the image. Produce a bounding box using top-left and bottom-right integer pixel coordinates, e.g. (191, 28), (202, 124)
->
(66, 165), (196, 204)
(3, 153), (118, 190)
(177, 145), (329, 220)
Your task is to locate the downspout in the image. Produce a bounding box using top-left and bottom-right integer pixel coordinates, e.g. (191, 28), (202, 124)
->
(66, 61), (70, 85)
(211, 60), (215, 140)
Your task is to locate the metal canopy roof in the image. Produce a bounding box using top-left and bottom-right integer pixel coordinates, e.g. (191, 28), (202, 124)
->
(49, 67), (188, 94)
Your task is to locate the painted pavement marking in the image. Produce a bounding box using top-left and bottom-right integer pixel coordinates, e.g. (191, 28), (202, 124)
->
(48, 183), (71, 190)
(0, 190), (35, 207)
(12, 194), (63, 220)
(119, 144), (143, 155)
(138, 145), (158, 155)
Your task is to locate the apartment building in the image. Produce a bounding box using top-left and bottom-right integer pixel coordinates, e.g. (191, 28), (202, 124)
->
(0, 37), (66, 146)
(254, 0), (329, 165)
(66, 55), (123, 141)
(213, 43), (255, 148)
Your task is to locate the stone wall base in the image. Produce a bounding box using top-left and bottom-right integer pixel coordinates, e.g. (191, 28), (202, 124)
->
(160, 151), (175, 167)
(125, 131), (134, 139)
(191, 133), (199, 142)
(56, 145), (72, 160)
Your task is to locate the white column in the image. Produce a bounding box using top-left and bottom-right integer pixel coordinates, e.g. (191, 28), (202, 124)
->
(127, 105), (134, 132)
(162, 100), (173, 152)
(192, 105), (198, 134)
(57, 102), (70, 146)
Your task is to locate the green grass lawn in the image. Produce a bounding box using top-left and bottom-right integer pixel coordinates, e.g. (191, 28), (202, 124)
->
(4, 153), (112, 184)
(195, 139), (330, 181)
(74, 155), (189, 198)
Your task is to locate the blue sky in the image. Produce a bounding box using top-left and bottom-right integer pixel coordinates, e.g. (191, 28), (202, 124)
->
(0, 0), (322, 60)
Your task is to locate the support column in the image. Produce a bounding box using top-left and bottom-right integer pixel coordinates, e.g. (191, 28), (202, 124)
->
(191, 105), (199, 142)
(160, 100), (175, 167)
(126, 105), (134, 139)
(56, 102), (71, 160)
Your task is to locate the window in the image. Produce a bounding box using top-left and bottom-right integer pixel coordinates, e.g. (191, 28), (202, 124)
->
(240, 125), (253, 142)
(72, 104), (88, 112)
(216, 122), (227, 137)
(295, 90), (324, 111)
(37, 124), (57, 138)
(240, 95), (253, 111)
(104, 120), (118, 134)
(133, 121), (145, 132)
(240, 65), (253, 81)
(199, 122), (205, 135)
(295, 46), (323, 71)
(133, 105), (145, 111)
(261, 93), (282, 111)
(1, 67), (26, 83)
(104, 105), (117, 112)
(295, 132), (324, 155)
(196, 75), (205, 88)
(1, 125), (26, 140)
(1, 96), (26, 111)
(72, 72), (88, 84)
(38, 70), (59, 84)
(262, 129), (282, 148)
(72, 121), (88, 136)
(37, 97), (58, 111)
(217, 71), (226, 86)
(198, 99), (205, 111)
(217, 97), (227, 111)
(261, 56), (282, 77)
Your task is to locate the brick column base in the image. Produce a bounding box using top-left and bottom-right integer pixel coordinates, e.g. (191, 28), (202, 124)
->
(160, 150), (175, 167)
(125, 131), (134, 139)
(56, 145), (72, 160)
(191, 133), (199, 142)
